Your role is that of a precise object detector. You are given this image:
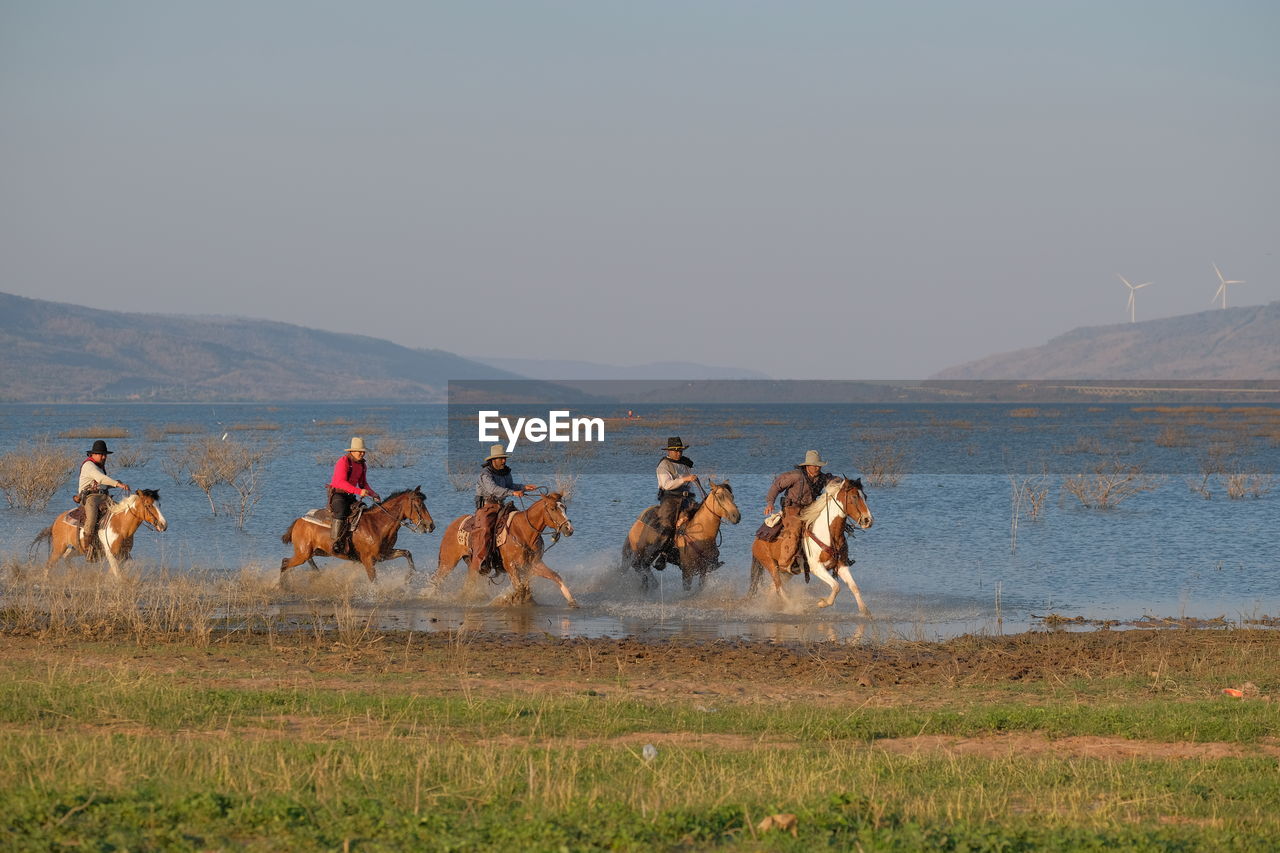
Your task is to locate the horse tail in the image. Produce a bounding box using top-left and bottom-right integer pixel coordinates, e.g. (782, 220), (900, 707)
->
(748, 556), (763, 596)
(281, 522), (294, 545)
(28, 526), (53, 559)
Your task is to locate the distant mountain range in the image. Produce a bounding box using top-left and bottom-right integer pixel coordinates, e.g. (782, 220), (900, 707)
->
(933, 303), (1280, 380)
(472, 356), (769, 381)
(0, 291), (520, 402)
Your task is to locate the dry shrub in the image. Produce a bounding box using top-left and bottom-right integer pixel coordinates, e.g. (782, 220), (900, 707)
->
(1008, 408), (1041, 418)
(1062, 460), (1159, 509)
(164, 436), (273, 527)
(0, 438), (76, 510)
(228, 422), (281, 431)
(1225, 472), (1274, 500)
(445, 462), (474, 492)
(145, 424), (203, 441)
(1154, 426), (1191, 447)
(859, 438), (907, 487)
(367, 437), (418, 469)
(57, 426), (130, 439)
(113, 446), (150, 469)
(1056, 436), (1104, 455)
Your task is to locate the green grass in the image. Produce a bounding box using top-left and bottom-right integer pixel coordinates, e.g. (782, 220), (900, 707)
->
(2, 660), (1279, 850)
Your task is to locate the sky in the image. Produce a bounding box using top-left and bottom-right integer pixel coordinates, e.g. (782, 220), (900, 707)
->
(2, 1), (1277, 378)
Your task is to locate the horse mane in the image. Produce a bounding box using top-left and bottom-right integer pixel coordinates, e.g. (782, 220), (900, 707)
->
(799, 478), (846, 525)
(380, 488), (418, 502)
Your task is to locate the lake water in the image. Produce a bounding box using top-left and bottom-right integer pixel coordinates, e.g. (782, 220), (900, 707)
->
(1, 401), (1276, 641)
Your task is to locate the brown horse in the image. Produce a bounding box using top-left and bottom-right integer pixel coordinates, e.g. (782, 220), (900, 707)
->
(30, 489), (167, 579)
(280, 487), (435, 582)
(623, 480), (741, 592)
(749, 477), (874, 611)
(428, 492), (578, 607)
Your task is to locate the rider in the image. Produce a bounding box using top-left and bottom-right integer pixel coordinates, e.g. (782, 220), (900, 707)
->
(650, 436), (698, 570)
(329, 437), (380, 555)
(77, 439), (130, 554)
(471, 444), (538, 575)
(762, 450), (834, 573)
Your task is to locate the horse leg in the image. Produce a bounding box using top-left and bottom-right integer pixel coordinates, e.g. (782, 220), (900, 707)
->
(384, 549), (414, 577)
(836, 563), (870, 616)
(358, 548), (378, 582)
(527, 559), (578, 608)
(810, 563), (840, 608)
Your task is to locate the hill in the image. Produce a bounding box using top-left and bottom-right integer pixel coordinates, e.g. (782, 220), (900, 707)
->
(471, 356), (769, 381)
(933, 303), (1280, 380)
(0, 291), (521, 402)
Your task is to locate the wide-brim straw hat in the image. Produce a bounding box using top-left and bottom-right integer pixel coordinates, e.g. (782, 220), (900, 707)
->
(86, 440), (113, 455)
(665, 436), (690, 451)
(484, 444), (509, 463)
(798, 450), (827, 468)
(346, 437), (368, 453)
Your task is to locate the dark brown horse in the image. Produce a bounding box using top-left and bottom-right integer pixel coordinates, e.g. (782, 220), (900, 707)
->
(749, 477), (874, 611)
(428, 492), (578, 606)
(280, 487), (435, 582)
(30, 489), (167, 579)
(622, 480), (741, 592)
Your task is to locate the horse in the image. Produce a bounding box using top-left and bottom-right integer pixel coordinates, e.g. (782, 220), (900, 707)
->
(749, 477), (874, 612)
(623, 480), (742, 592)
(30, 489), (167, 579)
(428, 492), (578, 607)
(279, 487), (435, 582)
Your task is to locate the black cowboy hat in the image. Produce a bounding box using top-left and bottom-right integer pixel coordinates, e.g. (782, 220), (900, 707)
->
(665, 436), (689, 451)
(86, 440), (113, 455)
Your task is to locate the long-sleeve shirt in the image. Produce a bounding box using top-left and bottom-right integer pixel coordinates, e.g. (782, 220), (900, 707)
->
(476, 465), (520, 503)
(656, 456), (693, 493)
(765, 469), (832, 511)
(78, 458), (123, 494)
(329, 455), (371, 495)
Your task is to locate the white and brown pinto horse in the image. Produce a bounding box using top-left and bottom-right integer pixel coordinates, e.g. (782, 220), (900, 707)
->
(749, 477), (874, 612)
(31, 489), (167, 578)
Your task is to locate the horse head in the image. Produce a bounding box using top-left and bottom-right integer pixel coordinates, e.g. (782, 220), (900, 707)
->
(403, 486), (435, 534)
(538, 492), (573, 538)
(131, 489), (168, 532)
(837, 477), (873, 529)
(705, 479), (741, 524)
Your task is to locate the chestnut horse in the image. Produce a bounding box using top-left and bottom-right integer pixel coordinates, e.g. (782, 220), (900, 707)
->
(30, 489), (167, 579)
(280, 487), (435, 582)
(623, 480), (742, 592)
(428, 492), (577, 607)
(749, 477), (874, 612)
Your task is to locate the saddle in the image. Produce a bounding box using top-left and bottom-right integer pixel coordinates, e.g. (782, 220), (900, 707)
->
(638, 504), (694, 536)
(457, 504), (516, 549)
(62, 506), (87, 527)
(302, 504), (365, 531)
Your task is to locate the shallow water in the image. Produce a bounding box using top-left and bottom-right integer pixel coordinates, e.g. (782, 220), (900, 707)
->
(1, 402), (1276, 642)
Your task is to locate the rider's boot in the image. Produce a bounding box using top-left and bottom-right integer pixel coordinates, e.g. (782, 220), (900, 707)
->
(330, 519), (346, 556)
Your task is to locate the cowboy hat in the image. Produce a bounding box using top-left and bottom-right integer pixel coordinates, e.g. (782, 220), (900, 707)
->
(484, 444), (509, 463)
(665, 436), (689, 451)
(86, 440), (114, 455)
(346, 437), (369, 453)
(798, 450), (827, 468)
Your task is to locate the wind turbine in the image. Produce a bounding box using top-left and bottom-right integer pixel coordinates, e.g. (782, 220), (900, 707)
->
(1117, 274), (1152, 323)
(1211, 263), (1244, 309)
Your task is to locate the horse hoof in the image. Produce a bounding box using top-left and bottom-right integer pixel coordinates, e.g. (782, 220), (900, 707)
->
(567, 600), (580, 609)
(816, 600), (833, 609)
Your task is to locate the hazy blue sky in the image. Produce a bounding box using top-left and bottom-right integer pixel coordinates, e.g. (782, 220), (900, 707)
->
(2, 1), (1276, 377)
